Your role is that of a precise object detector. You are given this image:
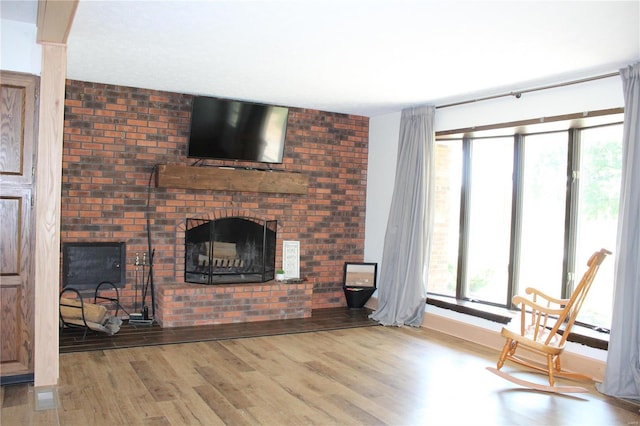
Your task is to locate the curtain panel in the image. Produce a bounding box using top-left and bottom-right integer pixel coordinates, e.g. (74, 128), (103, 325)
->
(597, 62), (640, 401)
(370, 105), (435, 327)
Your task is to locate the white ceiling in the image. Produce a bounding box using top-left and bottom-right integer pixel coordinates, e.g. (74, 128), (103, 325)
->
(3, 0), (640, 117)
(0, 0), (36, 23)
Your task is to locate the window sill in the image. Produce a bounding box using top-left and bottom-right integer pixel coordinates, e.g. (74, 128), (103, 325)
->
(426, 295), (609, 351)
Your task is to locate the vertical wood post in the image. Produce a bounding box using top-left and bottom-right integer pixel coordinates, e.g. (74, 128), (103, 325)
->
(34, 43), (66, 387)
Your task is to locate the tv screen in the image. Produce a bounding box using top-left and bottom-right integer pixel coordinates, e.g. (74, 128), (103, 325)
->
(188, 96), (289, 164)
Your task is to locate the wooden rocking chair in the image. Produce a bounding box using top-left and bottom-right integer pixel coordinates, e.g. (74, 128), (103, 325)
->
(487, 248), (611, 393)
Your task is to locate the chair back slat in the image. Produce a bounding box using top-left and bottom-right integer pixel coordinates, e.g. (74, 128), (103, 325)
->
(546, 248), (610, 346)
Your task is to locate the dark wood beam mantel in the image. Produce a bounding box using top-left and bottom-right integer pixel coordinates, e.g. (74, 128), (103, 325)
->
(155, 164), (309, 195)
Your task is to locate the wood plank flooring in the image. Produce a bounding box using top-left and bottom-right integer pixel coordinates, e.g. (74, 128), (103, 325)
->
(3, 309), (639, 425)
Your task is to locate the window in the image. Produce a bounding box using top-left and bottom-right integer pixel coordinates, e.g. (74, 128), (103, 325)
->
(573, 125), (622, 328)
(517, 133), (568, 301)
(428, 140), (461, 297)
(428, 116), (623, 331)
(464, 138), (513, 305)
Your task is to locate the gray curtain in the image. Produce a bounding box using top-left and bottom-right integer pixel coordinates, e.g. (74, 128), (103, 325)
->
(370, 105), (435, 326)
(597, 62), (640, 401)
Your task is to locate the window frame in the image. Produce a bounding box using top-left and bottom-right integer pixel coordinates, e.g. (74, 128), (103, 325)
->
(431, 109), (624, 347)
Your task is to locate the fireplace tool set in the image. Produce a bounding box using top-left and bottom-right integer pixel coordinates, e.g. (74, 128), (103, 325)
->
(130, 251), (154, 325)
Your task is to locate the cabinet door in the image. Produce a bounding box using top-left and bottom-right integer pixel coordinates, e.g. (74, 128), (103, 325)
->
(1, 72), (36, 185)
(0, 71), (37, 378)
(0, 190), (34, 376)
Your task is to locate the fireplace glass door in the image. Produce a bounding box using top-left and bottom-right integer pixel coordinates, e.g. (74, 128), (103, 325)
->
(185, 217), (276, 284)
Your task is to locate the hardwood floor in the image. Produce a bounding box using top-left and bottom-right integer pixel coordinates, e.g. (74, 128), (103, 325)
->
(2, 309), (639, 425)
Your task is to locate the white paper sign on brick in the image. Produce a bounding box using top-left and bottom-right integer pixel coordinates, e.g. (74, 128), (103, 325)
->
(283, 240), (300, 279)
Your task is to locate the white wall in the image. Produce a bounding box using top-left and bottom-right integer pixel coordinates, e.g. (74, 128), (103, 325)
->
(0, 19), (41, 74)
(363, 111), (401, 265)
(435, 76), (624, 132)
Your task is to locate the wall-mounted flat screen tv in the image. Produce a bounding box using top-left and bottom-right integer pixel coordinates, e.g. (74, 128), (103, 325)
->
(188, 96), (289, 164)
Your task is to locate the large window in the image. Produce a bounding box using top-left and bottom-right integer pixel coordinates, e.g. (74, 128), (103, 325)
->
(464, 138), (514, 305)
(518, 133), (568, 301)
(573, 125), (622, 328)
(427, 118), (623, 331)
(428, 140), (461, 297)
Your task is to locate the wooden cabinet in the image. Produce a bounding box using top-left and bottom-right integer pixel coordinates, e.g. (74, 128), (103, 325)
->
(0, 71), (37, 380)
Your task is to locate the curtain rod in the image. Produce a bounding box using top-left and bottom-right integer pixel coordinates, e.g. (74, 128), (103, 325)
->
(435, 71), (620, 109)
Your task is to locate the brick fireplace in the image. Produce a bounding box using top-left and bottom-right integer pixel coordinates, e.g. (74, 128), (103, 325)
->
(61, 79), (369, 327)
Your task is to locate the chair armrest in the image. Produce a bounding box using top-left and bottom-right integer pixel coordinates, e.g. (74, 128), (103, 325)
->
(512, 295), (565, 316)
(523, 287), (569, 306)
(511, 295), (567, 343)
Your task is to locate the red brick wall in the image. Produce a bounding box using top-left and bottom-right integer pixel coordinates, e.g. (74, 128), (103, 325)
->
(61, 79), (369, 323)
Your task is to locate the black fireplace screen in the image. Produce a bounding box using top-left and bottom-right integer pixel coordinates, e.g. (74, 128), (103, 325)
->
(185, 217), (276, 284)
(62, 242), (126, 289)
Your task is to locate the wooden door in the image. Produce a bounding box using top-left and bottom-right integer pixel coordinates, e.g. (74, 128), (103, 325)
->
(0, 71), (37, 379)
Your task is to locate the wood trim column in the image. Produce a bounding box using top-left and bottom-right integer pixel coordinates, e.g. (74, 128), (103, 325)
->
(33, 0), (78, 388)
(34, 43), (66, 387)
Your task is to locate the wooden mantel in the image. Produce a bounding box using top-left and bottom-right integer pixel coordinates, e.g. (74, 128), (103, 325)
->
(155, 164), (309, 195)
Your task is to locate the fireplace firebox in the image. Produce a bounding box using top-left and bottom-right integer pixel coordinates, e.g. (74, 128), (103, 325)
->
(185, 217), (277, 284)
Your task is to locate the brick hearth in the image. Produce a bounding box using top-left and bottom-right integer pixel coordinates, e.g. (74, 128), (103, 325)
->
(155, 281), (313, 328)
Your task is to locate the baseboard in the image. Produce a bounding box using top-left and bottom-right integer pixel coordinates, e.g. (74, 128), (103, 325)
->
(0, 373), (34, 386)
